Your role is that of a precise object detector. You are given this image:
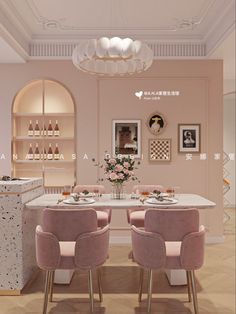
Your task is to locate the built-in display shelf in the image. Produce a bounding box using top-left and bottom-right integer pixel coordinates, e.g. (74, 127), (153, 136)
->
(13, 113), (74, 117)
(14, 136), (74, 141)
(12, 79), (76, 188)
(13, 160), (74, 164)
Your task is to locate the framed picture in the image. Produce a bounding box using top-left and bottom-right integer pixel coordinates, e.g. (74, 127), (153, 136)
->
(147, 112), (166, 135)
(112, 120), (141, 158)
(178, 124), (201, 153)
(149, 138), (171, 161)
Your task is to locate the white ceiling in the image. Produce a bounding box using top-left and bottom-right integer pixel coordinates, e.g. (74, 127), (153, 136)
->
(0, 0), (235, 78)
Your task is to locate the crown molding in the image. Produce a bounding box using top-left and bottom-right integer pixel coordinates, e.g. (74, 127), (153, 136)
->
(29, 41), (206, 59)
(204, 0), (235, 55)
(0, 0), (30, 61)
(0, 0), (234, 60)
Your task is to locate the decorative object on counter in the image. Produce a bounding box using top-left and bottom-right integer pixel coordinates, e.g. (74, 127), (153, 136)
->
(178, 124), (200, 153)
(147, 112), (166, 135)
(112, 120), (141, 158)
(149, 138), (171, 161)
(72, 37), (153, 76)
(28, 120), (34, 136)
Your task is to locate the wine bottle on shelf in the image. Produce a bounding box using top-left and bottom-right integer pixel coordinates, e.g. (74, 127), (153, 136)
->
(44, 147), (47, 160)
(41, 124), (47, 137)
(54, 143), (60, 160)
(47, 143), (53, 160)
(28, 120), (34, 137)
(48, 120), (53, 137)
(27, 143), (34, 160)
(34, 143), (40, 160)
(54, 120), (60, 136)
(34, 120), (40, 137)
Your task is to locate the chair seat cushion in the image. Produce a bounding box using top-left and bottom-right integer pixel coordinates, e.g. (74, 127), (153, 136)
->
(96, 211), (109, 227)
(165, 241), (181, 269)
(59, 241), (75, 269)
(130, 210), (145, 227)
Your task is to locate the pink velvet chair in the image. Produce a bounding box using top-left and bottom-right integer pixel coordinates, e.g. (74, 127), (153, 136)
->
(73, 184), (112, 223)
(131, 208), (205, 313)
(127, 185), (164, 226)
(36, 208), (109, 313)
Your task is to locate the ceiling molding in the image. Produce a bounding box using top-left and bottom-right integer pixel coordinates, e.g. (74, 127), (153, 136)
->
(205, 0), (235, 55)
(29, 41), (206, 59)
(25, 0), (214, 35)
(0, 0), (234, 60)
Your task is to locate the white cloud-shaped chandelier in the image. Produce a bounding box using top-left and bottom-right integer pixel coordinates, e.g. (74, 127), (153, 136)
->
(72, 37), (154, 76)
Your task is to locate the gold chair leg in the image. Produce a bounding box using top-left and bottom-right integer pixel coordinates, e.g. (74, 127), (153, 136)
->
(138, 268), (144, 302)
(186, 270), (192, 302)
(43, 270), (51, 314)
(49, 270), (55, 302)
(147, 269), (153, 313)
(190, 270), (199, 314)
(88, 269), (94, 313)
(97, 268), (103, 302)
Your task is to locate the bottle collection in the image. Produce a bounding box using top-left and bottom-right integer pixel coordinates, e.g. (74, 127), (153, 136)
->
(27, 143), (61, 160)
(28, 120), (60, 137)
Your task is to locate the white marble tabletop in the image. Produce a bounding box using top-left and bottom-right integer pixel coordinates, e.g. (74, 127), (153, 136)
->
(0, 177), (43, 193)
(25, 193), (216, 210)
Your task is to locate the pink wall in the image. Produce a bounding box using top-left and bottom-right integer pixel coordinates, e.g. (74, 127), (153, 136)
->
(0, 60), (223, 238)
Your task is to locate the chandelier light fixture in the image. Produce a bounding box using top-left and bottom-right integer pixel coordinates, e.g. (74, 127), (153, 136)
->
(72, 37), (154, 76)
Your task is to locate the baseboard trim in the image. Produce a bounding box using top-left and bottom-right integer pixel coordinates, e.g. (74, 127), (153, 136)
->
(0, 290), (21, 296)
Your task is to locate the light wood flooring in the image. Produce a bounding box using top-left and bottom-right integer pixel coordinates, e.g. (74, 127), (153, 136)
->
(0, 208), (235, 314)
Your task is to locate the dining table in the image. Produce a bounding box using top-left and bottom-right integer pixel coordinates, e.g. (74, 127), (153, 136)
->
(26, 193), (215, 285)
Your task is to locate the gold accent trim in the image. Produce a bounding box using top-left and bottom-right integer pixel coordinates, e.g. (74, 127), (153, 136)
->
(0, 290), (21, 296)
(0, 184), (42, 196)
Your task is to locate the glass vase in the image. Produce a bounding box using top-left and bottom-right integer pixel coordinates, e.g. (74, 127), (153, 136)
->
(112, 182), (125, 200)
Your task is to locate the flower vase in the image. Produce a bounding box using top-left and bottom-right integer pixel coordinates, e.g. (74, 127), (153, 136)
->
(112, 183), (125, 200)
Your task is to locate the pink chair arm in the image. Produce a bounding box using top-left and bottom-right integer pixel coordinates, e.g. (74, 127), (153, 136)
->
(75, 225), (110, 270)
(180, 225), (205, 270)
(35, 225), (60, 270)
(131, 225), (166, 269)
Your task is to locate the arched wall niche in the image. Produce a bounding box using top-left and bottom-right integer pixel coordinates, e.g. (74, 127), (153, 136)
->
(12, 79), (77, 190)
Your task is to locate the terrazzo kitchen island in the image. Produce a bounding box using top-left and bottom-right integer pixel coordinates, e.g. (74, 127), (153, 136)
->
(0, 178), (43, 295)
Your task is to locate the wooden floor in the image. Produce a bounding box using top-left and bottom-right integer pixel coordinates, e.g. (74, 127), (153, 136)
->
(1, 208), (235, 314)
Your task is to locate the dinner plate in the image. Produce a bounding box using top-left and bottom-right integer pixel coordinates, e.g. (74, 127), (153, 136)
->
(149, 192), (168, 198)
(63, 198), (95, 205)
(145, 198), (178, 205)
(79, 192), (95, 198)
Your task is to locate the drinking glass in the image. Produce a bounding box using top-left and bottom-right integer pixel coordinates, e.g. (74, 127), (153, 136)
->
(93, 189), (100, 201)
(62, 185), (71, 198)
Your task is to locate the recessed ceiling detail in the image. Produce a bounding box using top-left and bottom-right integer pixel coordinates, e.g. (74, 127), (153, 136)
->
(0, 0), (235, 61)
(25, 0), (213, 33)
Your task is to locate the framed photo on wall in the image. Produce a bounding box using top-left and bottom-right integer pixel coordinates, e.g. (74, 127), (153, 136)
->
(178, 124), (201, 153)
(112, 120), (141, 158)
(147, 112), (166, 135)
(149, 139), (171, 161)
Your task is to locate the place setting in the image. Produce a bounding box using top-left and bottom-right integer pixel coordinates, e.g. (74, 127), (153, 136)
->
(137, 188), (179, 205)
(57, 186), (98, 205)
